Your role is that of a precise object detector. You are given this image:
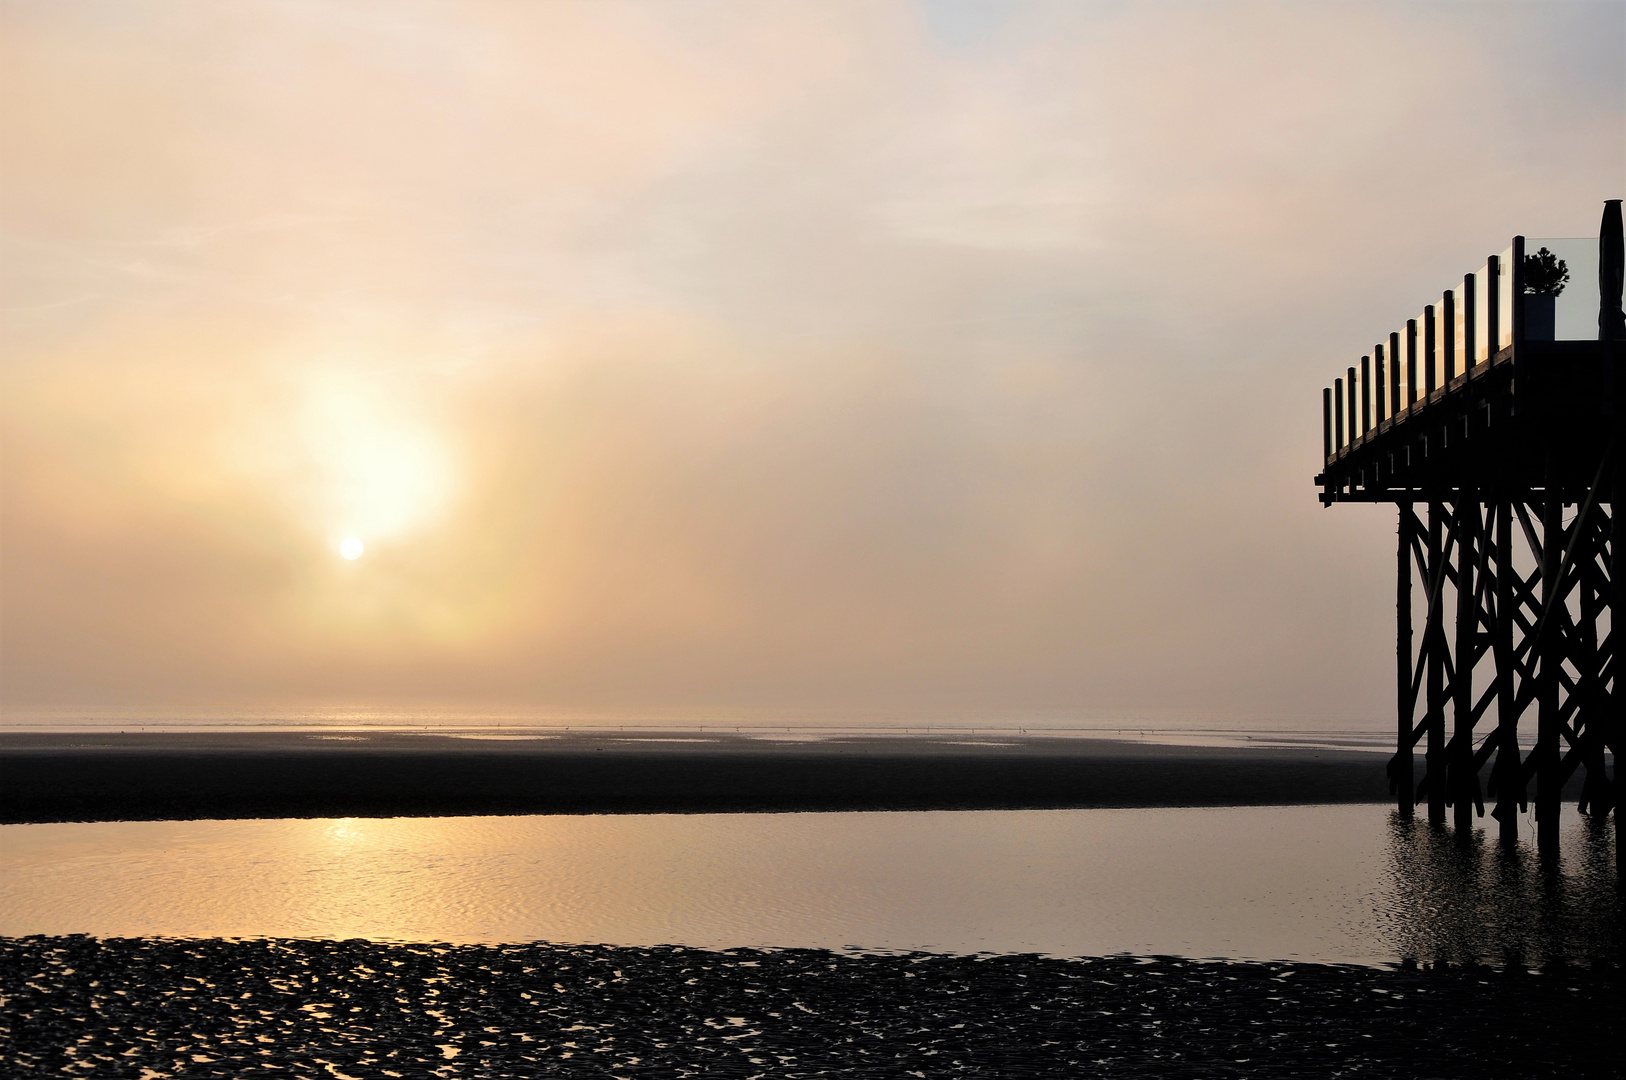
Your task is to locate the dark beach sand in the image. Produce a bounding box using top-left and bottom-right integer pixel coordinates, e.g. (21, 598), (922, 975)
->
(4, 935), (1621, 1078)
(0, 731), (1403, 824)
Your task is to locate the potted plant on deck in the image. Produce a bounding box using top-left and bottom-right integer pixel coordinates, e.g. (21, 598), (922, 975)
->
(1523, 247), (1569, 341)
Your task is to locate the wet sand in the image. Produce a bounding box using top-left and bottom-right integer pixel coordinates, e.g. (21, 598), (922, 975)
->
(4, 935), (1620, 1078)
(0, 731), (1396, 823)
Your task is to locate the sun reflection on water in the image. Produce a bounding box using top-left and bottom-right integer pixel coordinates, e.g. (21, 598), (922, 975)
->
(0, 807), (1618, 966)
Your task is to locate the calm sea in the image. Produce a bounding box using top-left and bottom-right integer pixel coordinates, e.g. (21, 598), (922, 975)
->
(1, 805), (1618, 967)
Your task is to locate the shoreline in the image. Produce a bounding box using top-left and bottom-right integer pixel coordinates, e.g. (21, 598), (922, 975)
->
(0, 730), (1402, 823)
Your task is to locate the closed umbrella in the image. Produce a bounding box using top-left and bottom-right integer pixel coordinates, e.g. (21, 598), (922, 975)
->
(1602, 199), (1624, 341)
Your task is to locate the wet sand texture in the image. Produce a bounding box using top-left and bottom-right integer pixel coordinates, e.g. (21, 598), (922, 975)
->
(0, 732), (1394, 823)
(3, 936), (1621, 1078)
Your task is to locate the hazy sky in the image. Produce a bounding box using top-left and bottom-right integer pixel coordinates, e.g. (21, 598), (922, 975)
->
(2, 0), (1623, 725)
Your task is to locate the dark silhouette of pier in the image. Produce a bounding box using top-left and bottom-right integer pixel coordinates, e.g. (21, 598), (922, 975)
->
(1317, 203), (1626, 870)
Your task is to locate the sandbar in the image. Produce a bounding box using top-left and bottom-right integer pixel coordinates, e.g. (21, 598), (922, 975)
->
(0, 729), (1409, 823)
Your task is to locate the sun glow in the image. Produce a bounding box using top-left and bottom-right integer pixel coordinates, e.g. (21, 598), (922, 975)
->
(293, 370), (457, 550)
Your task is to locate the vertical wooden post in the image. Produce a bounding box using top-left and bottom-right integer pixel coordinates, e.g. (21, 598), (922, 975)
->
(1493, 500), (1520, 843)
(1361, 356), (1372, 434)
(1406, 321), (1418, 407)
(1427, 501), (1448, 826)
(1397, 505), (1414, 819)
(1424, 307), (1437, 396)
(1443, 291), (1457, 383)
(1537, 472), (1563, 858)
(1453, 496), (1477, 836)
(1463, 273), (1477, 373)
(1323, 389), (1333, 461)
(1487, 254), (1501, 355)
(1335, 379), (1345, 449)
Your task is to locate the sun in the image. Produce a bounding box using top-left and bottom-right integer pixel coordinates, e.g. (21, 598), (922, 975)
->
(339, 537), (365, 560)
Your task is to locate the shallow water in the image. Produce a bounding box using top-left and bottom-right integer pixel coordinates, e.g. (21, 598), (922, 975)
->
(1, 805), (1618, 966)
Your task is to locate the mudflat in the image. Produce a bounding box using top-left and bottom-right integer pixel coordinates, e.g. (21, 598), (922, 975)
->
(5, 935), (1620, 1078)
(0, 730), (1399, 823)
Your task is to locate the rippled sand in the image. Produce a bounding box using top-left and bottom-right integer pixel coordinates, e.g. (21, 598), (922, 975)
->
(3, 936), (1619, 1078)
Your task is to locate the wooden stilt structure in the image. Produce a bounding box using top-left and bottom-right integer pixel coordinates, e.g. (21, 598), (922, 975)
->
(1323, 232), (1623, 868)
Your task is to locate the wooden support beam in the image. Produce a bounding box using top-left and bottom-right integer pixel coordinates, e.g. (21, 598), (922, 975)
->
(1408, 649), (1427, 723)
(1452, 497), (1480, 833)
(1492, 498), (1523, 838)
(1574, 566), (1611, 818)
(1394, 503), (1414, 817)
(1427, 501), (1448, 826)
(1515, 501), (1543, 569)
(1536, 476), (1562, 858)
(1531, 448), (1614, 644)
(1614, 421), (1625, 874)
(1558, 743), (1588, 786)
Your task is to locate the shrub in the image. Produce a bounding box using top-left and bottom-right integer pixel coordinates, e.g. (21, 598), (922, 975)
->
(1523, 248), (1569, 296)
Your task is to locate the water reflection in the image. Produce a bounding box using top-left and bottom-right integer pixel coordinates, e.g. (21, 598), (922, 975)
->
(1380, 813), (1622, 967)
(0, 807), (1618, 967)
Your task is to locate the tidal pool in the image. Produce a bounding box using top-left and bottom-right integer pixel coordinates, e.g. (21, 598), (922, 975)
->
(1, 805), (1618, 966)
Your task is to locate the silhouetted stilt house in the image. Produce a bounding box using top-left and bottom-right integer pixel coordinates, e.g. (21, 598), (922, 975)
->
(1316, 203), (1626, 869)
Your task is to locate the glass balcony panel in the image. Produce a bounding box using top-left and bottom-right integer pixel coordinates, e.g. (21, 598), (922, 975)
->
(1524, 237), (1601, 341)
(1473, 262), (1490, 365)
(1345, 370), (1357, 445)
(1378, 341), (1391, 422)
(1498, 245), (1514, 352)
(1458, 280), (1472, 377)
(1433, 296), (1447, 386)
(1329, 235), (1609, 435)
(1417, 309), (1434, 400)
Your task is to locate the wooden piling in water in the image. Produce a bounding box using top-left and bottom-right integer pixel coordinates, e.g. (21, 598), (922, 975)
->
(1396, 507), (1413, 820)
(1536, 473), (1562, 858)
(1451, 496), (1477, 838)
(1426, 501), (1447, 827)
(1492, 500), (1520, 845)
